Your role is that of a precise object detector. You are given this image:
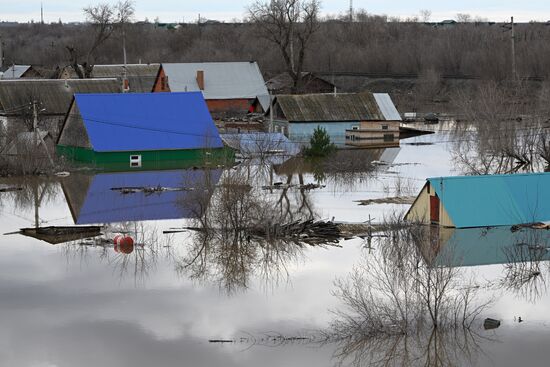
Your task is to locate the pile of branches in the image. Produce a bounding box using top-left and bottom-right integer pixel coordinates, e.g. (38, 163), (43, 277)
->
(249, 219), (342, 246)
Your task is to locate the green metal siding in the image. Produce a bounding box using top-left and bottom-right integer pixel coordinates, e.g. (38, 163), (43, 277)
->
(57, 145), (234, 171)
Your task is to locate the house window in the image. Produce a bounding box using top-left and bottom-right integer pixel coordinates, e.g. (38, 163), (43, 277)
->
(382, 125), (389, 130)
(130, 155), (142, 168)
(352, 125), (359, 130)
(383, 134), (394, 141)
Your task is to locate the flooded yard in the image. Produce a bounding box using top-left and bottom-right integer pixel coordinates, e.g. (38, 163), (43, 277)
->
(1, 123), (549, 366)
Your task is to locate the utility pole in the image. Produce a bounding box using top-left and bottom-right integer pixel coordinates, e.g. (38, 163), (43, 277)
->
(41, 3), (44, 24)
(122, 18), (129, 92)
(349, 0), (353, 22)
(0, 35), (3, 70)
(511, 16), (517, 80)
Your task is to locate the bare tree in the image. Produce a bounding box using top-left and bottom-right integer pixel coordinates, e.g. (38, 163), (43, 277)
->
(419, 9), (432, 22)
(247, 0), (321, 93)
(66, 0), (135, 78)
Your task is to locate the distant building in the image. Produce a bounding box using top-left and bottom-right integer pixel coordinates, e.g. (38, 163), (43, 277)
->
(1, 65), (58, 79)
(0, 78), (121, 138)
(58, 64), (168, 93)
(56, 92), (227, 170)
(269, 92), (401, 147)
(266, 72), (336, 95)
(160, 62), (270, 116)
(405, 173), (550, 228)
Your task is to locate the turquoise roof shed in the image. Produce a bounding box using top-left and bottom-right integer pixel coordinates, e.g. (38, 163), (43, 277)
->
(430, 173), (550, 228)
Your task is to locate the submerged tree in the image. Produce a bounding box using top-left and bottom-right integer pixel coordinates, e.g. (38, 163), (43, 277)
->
(247, 0), (321, 93)
(66, 0), (135, 78)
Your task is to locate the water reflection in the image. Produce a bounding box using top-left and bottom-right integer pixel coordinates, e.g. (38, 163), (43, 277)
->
(418, 226), (550, 302)
(176, 164), (343, 294)
(61, 169), (222, 224)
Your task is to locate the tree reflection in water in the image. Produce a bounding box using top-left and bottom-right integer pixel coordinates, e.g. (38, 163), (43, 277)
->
(499, 229), (550, 303)
(176, 161), (343, 294)
(327, 217), (494, 367)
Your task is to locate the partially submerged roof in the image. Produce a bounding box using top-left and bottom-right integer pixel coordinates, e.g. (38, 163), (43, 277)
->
(162, 62), (269, 108)
(428, 172), (550, 228)
(373, 93), (402, 121)
(59, 92), (223, 152)
(221, 132), (300, 157)
(274, 93), (386, 122)
(1, 65), (31, 79)
(0, 79), (120, 115)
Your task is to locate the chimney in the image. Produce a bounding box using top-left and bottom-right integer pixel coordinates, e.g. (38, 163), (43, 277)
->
(196, 70), (205, 90)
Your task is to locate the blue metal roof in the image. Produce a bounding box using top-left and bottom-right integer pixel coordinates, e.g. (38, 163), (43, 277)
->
(69, 169), (222, 224)
(429, 172), (550, 228)
(74, 92), (223, 152)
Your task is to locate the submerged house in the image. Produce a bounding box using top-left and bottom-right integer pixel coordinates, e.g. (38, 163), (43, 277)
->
(405, 173), (550, 228)
(270, 92), (401, 147)
(0, 78), (120, 138)
(56, 92), (226, 170)
(161, 62), (270, 115)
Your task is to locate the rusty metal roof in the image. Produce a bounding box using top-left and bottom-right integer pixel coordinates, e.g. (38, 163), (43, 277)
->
(274, 92), (386, 122)
(0, 79), (121, 116)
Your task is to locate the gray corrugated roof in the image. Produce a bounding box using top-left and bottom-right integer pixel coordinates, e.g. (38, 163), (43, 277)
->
(373, 93), (402, 121)
(62, 64), (161, 93)
(275, 93), (386, 122)
(0, 79), (121, 115)
(163, 62), (269, 108)
(1, 65), (31, 79)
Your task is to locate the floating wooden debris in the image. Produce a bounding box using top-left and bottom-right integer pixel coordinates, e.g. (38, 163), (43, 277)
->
(355, 196), (416, 206)
(249, 219), (342, 246)
(262, 183), (325, 191)
(510, 222), (550, 232)
(111, 186), (191, 195)
(13, 226), (103, 245)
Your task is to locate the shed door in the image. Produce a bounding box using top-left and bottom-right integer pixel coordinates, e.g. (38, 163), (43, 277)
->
(430, 195), (440, 223)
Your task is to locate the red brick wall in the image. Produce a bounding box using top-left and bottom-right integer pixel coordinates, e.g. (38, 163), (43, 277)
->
(152, 68), (171, 92)
(206, 99), (252, 113)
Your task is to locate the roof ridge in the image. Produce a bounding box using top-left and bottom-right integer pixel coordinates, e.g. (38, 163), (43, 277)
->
(428, 172), (550, 181)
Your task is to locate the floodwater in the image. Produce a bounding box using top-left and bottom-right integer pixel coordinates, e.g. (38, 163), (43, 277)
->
(0, 123), (549, 367)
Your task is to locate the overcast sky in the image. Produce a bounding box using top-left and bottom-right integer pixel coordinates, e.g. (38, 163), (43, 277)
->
(1, 0), (549, 23)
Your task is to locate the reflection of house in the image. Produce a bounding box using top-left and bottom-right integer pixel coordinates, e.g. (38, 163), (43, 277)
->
(266, 72), (335, 95)
(57, 92), (226, 170)
(273, 147), (400, 175)
(59, 64), (167, 93)
(405, 173), (550, 228)
(270, 92), (401, 147)
(0, 79), (121, 138)
(161, 62), (270, 115)
(419, 226), (550, 267)
(61, 169), (222, 224)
